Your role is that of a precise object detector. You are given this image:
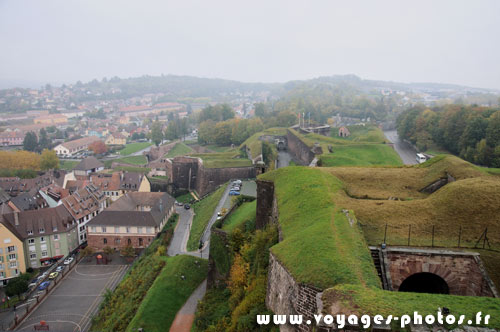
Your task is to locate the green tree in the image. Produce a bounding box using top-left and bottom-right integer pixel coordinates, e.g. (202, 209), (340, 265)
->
(5, 276), (28, 298)
(151, 121), (163, 146)
(121, 245), (135, 258)
(38, 128), (51, 151)
(23, 131), (38, 152)
(198, 120), (217, 145)
(40, 149), (59, 170)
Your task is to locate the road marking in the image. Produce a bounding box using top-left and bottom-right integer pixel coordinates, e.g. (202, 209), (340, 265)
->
(17, 319), (82, 331)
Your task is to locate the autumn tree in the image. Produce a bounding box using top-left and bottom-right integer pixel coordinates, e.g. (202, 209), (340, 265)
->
(88, 140), (108, 154)
(40, 149), (59, 170)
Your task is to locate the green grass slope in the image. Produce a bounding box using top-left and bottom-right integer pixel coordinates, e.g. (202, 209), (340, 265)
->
(187, 185), (227, 251)
(165, 142), (194, 158)
(319, 144), (403, 167)
(126, 255), (208, 332)
(119, 142), (152, 156)
(259, 167), (381, 290)
(222, 200), (256, 232)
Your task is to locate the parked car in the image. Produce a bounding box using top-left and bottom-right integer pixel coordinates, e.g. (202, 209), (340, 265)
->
(48, 272), (59, 280)
(40, 271), (49, 279)
(56, 266), (65, 272)
(229, 191), (240, 196)
(184, 204), (191, 210)
(28, 278), (39, 288)
(64, 257), (74, 265)
(175, 201), (184, 206)
(38, 281), (50, 290)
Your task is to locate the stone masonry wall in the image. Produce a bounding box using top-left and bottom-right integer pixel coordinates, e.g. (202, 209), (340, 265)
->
(195, 165), (256, 197)
(386, 250), (495, 297)
(287, 129), (315, 166)
(267, 252), (321, 332)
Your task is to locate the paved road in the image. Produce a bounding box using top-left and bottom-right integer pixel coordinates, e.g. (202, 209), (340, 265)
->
(384, 130), (418, 165)
(277, 151), (292, 168)
(167, 206), (197, 257)
(169, 280), (206, 332)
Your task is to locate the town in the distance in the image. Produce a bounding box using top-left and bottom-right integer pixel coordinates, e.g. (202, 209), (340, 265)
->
(0, 74), (499, 332)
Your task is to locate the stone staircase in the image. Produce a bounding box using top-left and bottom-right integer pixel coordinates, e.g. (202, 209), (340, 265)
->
(370, 247), (390, 290)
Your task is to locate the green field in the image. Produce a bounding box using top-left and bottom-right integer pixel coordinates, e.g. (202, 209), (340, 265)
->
(164, 142), (194, 158)
(204, 144), (234, 153)
(187, 185), (227, 251)
(190, 151), (252, 168)
(112, 166), (150, 173)
(174, 192), (194, 204)
(331, 124), (389, 143)
(114, 155), (148, 165)
(59, 160), (79, 170)
(126, 255), (208, 332)
(222, 200), (256, 232)
(118, 142), (152, 156)
(319, 144), (403, 167)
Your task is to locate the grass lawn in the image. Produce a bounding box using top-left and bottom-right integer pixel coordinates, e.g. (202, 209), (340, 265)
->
(319, 144), (403, 167)
(165, 142), (194, 158)
(126, 255), (208, 332)
(222, 200), (256, 232)
(190, 151), (252, 168)
(175, 192), (194, 204)
(331, 124), (389, 143)
(187, 185), (227, 251)
(59, 160), (79, 170)
(118, 142), (152, 156)
(113, 155), (148, 165)
(203, 144), (234, 153)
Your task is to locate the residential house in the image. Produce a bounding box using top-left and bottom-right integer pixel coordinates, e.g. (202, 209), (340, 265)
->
(73, 157), (105, 176)
(0, 218), (26, 284)
(61, 185), (107, 244)
(338, 126), (351, 137)
(53, 136), (100, 157)
(0, 170), (66, 197)
(87, 192), (175, 251)
(0, 129), (24, 146)
(105, 132), (126, 146)
(90, 171), (151, 202)
(2, 205), (78, 269)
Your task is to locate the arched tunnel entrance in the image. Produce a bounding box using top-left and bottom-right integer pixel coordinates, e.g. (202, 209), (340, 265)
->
(399, 272), (450, 294)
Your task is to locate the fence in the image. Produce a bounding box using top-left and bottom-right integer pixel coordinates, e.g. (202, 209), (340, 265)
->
(361, 223), (500, 252)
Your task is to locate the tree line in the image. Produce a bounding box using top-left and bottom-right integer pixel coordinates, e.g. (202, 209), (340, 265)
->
(0, 150), (59, 172)
(397, 105), (500, 167)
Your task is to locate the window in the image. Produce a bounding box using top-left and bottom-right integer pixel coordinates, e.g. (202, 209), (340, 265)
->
(53, 234), (59, 241)
(40, 237), (46, 243)
(39, 227), (45, 233)
(115, 238), (121, 245)
(137, 227), (142, 234)
(53, 226), (58, 232)
(9, 261), (17, 268)
(8, 254), (16, 261)
(103, 238), (107, 244)
(139, 238), (143, 246)
(115, 227), (120, 233)
(28, 239), (35, 244)
(30, 253), (37, 259)
(102, 227), (107, 233)
(41, 251), (48, 258)
(126, 227), (130, 233)
(91, 226), (96, 233)
(27, 230), (33, 235)
(7, 246), (15, 253)
(127, 238), (132, 245)
(3, 238), (11, 244)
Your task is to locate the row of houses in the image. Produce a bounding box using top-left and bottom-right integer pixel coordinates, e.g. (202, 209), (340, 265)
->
(0, 160), (158, 284)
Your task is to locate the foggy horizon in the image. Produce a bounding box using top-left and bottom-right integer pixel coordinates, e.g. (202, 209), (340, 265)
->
(1, 0), (500, 90)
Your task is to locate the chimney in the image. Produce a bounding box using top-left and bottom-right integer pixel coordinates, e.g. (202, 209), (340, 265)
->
(14, 211), (19, 226)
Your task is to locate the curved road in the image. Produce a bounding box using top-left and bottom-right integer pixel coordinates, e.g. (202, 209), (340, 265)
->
(384, 130), (418, 165)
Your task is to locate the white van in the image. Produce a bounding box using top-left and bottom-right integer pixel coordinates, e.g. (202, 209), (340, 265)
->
(416, 153), (427, 164)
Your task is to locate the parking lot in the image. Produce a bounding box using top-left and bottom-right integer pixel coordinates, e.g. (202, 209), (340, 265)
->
(15, 259), (128, 332)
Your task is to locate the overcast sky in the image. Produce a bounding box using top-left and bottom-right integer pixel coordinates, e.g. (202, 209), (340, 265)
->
(1, 0), (499, 89)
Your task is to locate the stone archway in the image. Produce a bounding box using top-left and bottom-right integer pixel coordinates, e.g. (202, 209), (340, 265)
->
(399, 272), (449, 294)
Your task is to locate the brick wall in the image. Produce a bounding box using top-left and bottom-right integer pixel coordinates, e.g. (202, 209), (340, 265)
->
(386, 249), (496, 297)
(87, 234), (155, 251)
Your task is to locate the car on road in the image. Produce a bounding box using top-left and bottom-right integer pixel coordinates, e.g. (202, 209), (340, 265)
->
(40, 271), (49, 279)
(229, 191), (240, 196)
(56, 266), (65, 272)
(63, 257), (74, 265)
(175, 201), (184, 206)
(38, 281), (50, 290)
(48, 272), (59, 280)
(184, 204), (191, 210)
